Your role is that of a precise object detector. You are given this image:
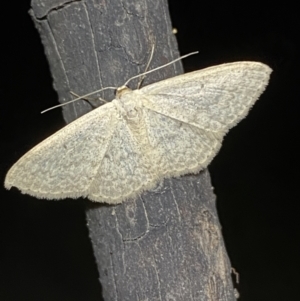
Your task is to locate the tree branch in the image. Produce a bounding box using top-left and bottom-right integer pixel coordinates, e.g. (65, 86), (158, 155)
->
(30, 0), (237, 299)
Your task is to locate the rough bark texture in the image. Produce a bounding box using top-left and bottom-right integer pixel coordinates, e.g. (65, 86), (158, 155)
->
(30, 0), (237, 300)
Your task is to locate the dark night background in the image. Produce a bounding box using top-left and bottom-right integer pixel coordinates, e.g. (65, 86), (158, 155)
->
(0, 1), (299, 300)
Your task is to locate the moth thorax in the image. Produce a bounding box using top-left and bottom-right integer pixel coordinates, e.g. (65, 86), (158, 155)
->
(124, 99), (140, 119)
(113, 90), (140, 120)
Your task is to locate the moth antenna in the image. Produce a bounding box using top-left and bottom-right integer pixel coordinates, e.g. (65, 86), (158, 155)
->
(41, 86), (116, 114)
(41, 51), (198, 114)
(137, 44), (155, 89)
(124, 51), (199, 87)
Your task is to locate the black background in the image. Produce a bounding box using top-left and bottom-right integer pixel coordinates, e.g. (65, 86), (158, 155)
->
(1, 1), (299, 300)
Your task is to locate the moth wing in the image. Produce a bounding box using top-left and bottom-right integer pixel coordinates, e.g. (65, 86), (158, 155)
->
(5, 103), (118, 201)
(142, 106), (223, 178)
(88, 105), (222, 203)
(140, 61), (272, 133)
(87, 114), (157, 204)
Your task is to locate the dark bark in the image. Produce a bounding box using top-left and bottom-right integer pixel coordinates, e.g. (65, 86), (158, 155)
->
(30, 0), (237, 300)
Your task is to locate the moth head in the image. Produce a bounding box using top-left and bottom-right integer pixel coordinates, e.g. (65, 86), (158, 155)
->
(116, 85), (132, 99)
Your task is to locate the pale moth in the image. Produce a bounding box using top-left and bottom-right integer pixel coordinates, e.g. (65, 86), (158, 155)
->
(4, 52), (272, 204)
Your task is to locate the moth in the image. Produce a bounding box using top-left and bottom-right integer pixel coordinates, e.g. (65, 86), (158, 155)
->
(4, 59), (272, 204)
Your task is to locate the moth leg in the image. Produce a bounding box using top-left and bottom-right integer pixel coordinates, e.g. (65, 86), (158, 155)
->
(231, 267), (239, 284)
(231, 267), (240, 298)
